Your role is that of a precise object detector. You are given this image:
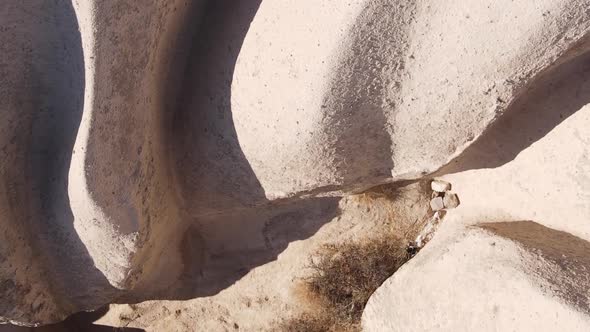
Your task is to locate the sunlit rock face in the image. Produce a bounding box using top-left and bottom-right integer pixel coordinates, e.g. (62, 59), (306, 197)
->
(364, 50), (590, 331)
(1, 0), (590, 325)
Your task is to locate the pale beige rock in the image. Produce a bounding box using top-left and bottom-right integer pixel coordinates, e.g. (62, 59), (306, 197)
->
(0, 0), (203, 325)
(431, 180), (451, 193)
(429, 197), (444, 211)
(2, 0), (590, 327)
(363, 49), (590, 331)
(443, 192), (460, 209)
(0, 0), (104, 325)
(232, 0), (590, 198)
(363, 222), (590, 332)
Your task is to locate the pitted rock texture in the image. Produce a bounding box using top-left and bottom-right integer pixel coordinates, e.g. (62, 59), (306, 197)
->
(363, 49), (590, 331)
(363, 222), (590, 332)
(2, 0), (590, 326)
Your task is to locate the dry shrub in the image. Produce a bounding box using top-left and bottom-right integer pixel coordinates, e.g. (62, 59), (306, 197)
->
(278, 312), (342, 332)
(278, 235), (410, 331)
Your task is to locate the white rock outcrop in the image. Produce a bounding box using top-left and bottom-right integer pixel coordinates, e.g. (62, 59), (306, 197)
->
(363, 47), (590, 331)
(2, 0), (590, 326)
(363, 221), (590, 332)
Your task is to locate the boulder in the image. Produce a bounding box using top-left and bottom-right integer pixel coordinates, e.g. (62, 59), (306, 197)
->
(363, 50), (590, 331)
(230, 0), (590, 198)
(363, 221), (590, 332)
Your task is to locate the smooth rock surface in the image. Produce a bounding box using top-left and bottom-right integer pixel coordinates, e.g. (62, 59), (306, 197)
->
(429, 197), (445, 211)
(363, 221), (590, 332)
(2, 0), (590, 326)
(363, 48), (590, 331)
(431, 180), (451, 193)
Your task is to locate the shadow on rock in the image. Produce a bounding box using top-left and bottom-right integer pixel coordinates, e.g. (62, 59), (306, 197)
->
(163, 197), (341, 300)
(159, 0), (343, 300)
(439, 49), (590, 174)
(480, 221), (590, 314)
(0, 306), (143, 331)
(25, 0), (122, 309)
(171, 0), (266, 215)
(0, 0), (121, 324)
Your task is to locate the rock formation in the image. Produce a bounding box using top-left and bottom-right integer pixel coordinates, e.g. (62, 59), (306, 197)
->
(1, 0), (590, 328)
(363, 47), (590, 331)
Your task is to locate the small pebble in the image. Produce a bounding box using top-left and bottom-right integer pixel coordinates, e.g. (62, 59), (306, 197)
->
(443, 192), (460, 209)
(431, 180), (451, 192)
(430, 197), (444, 211)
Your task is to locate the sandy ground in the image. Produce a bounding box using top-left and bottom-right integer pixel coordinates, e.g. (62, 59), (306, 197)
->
(91, 183), (430, 331)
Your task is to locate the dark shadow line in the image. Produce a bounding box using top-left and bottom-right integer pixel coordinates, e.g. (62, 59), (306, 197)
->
(171, 0), (266, 217)
(479, 221), (590, 314)
(25, 0), (120, 316)
(437, 49), (590, 174)
(168, 196), (341, 300)
(0, 306), (144, 331)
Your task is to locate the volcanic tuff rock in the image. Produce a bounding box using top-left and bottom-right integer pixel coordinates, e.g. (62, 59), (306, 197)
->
(2, 0), (590, 326)
(363, 47), (590, 331)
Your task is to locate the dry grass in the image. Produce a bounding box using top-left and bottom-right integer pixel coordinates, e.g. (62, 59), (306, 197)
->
(278, 235), (411, 332)
(278, 312), (343, 332)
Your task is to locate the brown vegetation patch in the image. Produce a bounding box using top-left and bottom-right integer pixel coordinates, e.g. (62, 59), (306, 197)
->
(277, 235), (411, 331)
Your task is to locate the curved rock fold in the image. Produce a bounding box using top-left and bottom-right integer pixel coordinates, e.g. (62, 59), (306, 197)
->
(2, 0), (590, 326)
